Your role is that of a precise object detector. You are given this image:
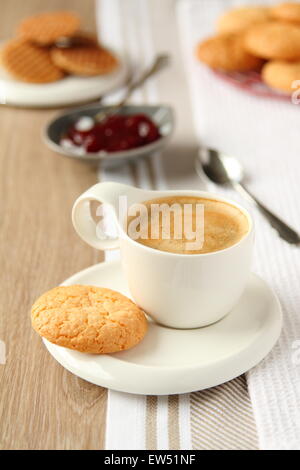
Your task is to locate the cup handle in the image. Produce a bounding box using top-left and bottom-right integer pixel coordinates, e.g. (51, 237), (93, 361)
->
(72, 181), (152, 250)
(72, 182), (124, 250)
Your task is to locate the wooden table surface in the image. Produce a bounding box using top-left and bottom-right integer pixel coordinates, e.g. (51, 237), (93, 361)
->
(0, 0), (107, 450)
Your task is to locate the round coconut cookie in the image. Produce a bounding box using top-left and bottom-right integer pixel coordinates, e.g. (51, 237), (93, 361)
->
(244, 22), (300, 60)
(271, 2), (300, 24)
(196, 33), (264, 71)
(217, 6), (271, 34)
(31, 285), (148, 354)
(262, 59), (300, 94)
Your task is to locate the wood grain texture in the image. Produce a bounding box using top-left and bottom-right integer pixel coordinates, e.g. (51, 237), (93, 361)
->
(0, 0), (107, 450)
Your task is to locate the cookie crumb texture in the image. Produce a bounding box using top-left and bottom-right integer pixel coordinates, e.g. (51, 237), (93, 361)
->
(31, 285), (148, 354)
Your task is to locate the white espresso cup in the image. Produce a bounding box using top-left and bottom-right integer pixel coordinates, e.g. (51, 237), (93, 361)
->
(72, 182), (254, 329)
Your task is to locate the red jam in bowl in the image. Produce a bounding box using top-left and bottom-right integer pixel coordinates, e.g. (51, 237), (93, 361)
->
(62, 113), (161, 154)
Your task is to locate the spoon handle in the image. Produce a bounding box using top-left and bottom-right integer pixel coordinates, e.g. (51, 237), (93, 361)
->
(95, 54), (169, 120)
(118, 54), (169, 107)
(234, 182), (300, 244)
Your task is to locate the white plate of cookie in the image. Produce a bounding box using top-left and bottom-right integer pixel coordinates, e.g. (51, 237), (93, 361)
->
(0, 11), (127, 107)
(196, 2), (300, 99)
(32, 260), (282, 396)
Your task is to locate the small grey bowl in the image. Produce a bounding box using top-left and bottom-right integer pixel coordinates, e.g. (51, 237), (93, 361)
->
(44, 104), (174, 164)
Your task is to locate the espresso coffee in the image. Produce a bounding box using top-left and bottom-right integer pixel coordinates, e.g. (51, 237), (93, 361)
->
(127, 196), (249, 254)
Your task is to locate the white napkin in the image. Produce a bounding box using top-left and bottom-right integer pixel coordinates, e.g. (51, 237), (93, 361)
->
(177, 0), (300, 450)
(96, 0), (192, 450)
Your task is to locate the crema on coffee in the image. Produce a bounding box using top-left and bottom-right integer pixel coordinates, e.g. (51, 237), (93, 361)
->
(127, 196), (249, 254)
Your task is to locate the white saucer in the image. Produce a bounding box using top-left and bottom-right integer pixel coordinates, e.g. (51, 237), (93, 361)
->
(0, 57), (127, 108)
(43, 260), (282, 395)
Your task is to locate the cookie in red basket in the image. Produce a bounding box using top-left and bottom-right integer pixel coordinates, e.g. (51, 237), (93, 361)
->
(217, 6), (271, 34)
(244, 22), (300, 60)
(196, 33), (264, 72)
(271, 2), (300, 24)
(262, 59), (300, 94)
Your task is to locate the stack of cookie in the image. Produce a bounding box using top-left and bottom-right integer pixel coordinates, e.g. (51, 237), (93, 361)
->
(1, 11), (119, 84)
(196, 2), (300, 94)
